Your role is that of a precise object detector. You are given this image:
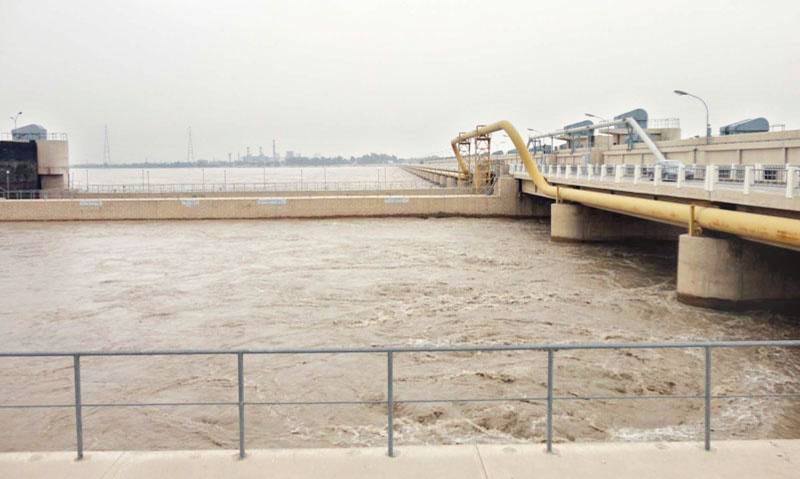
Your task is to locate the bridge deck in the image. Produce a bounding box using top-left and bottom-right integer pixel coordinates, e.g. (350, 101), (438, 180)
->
(513, 171), (800, 213)
(2, 441), (797, 479)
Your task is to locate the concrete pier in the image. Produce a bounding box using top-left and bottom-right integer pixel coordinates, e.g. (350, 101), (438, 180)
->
(677, 234), (800, 309)
(550, 203), (682, 242)
(1, 441), (797, 479)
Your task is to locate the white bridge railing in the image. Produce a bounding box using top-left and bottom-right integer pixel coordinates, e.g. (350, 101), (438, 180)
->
(509, 161), (800, 199)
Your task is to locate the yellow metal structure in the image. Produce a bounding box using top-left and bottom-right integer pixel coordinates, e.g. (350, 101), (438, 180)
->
(451, 121), (800, 249)
(451, 142), (471, 179)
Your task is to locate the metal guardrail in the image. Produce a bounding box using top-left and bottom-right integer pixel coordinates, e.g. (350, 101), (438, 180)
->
(1, 189), (52, 200)
(510, 160), (800, 198)
(0, 132), (68, 141)
(647, 118), (681, 129)
(0, 181), (494, 200)
(77, 181), (445, 194)
(1, 340), (799, 460)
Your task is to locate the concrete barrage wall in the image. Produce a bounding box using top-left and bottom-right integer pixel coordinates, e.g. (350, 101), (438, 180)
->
(0, 178), (542, 221)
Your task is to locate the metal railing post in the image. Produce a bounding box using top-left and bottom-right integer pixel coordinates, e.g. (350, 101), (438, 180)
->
(546, 349), (554, 453)
(237, 352), (245, 459)
(743, 166), (752, 195)
(704, 346), (711, 451)
(786, 166), (796, 199)
(73, 355), (83, 460)
(387, 351), (394, 457)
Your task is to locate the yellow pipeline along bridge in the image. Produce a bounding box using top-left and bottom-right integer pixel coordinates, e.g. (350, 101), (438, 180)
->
(451, 121), (800, 251)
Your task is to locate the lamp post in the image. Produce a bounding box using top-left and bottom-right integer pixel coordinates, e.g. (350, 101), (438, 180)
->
(5, 170), (10, 196)
(674, 90), (711, 143)
(9, 112), (22, 130)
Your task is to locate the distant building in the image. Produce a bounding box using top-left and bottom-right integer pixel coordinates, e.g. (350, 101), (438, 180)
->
(1, 124), (69, 191)
(286, 150), (295, 159)
(12, 124), (47, 142)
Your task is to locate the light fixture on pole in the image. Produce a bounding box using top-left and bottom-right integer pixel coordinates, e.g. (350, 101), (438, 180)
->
(9, 111), (22, 130)
(674, 90), (711, 143)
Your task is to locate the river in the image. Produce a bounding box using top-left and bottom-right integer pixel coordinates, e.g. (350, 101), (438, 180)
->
(0, 217), (798, 451)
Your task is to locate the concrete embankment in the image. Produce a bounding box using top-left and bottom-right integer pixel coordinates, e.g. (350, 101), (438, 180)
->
(0, 178), (545, 221)
(1, 441), (797, 479)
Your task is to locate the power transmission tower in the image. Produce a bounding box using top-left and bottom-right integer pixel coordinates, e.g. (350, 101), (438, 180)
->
(103, 125), (111, 166)
(187, 127), (195, 163)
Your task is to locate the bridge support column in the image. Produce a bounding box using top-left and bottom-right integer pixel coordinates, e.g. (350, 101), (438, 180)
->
(550, 203), (682, 242)
(677, 234), (800, 310)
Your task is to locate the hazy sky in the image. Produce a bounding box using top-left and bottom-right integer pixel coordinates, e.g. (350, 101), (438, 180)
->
(1, 0), (798, 164)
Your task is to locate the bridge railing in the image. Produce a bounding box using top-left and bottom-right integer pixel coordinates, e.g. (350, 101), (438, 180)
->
(0, 180), (492, 200)
(0, 132), (69, 141)
(511, 160), (800, 198)
(77, 181), (447, 194)
(1, 340), (799, 460)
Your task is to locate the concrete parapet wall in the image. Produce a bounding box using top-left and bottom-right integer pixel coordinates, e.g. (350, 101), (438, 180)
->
(550, 203), (683, 242)
(677, 234), (800, 309)
(0, 178), (538, 221)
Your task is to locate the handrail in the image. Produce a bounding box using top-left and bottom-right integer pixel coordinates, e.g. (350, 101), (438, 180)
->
(451, 121), (800, 249)
(2, 339), (799, 459)
(4, 339), (800, 356)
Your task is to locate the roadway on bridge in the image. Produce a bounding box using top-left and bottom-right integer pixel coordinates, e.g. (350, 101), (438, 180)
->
(2, 440), (797, 479)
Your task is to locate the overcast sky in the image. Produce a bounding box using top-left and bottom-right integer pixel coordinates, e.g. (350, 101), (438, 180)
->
(1, 0), (798, 164)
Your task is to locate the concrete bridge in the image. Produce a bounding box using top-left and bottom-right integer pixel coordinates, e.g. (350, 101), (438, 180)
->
(404, 120), (800, 311)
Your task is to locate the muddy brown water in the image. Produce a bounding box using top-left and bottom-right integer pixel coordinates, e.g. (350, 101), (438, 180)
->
(0, 217), (798, 452)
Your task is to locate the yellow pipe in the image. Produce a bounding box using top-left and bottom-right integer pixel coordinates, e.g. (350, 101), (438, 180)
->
(451, 120), (800, 249)
(450, 140), (471, 179)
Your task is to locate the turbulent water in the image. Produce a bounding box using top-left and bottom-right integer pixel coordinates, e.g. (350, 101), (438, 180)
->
(0, 218), (798, 451)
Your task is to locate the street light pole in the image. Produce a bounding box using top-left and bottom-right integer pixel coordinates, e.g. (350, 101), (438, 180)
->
(674, 90), (710, 143)
(9, 112), (22, 130)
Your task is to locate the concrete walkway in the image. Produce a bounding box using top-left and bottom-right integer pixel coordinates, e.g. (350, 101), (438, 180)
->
(1, 440), (797, 479)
